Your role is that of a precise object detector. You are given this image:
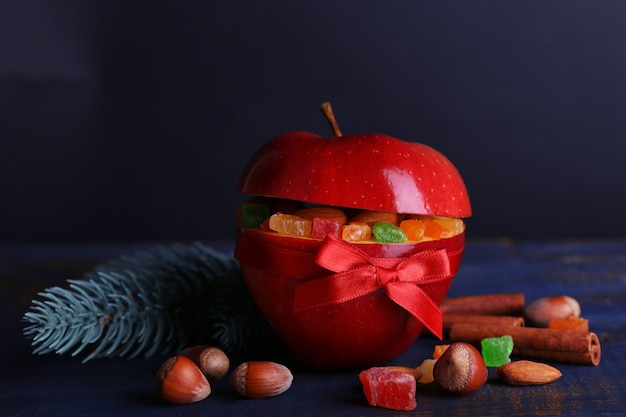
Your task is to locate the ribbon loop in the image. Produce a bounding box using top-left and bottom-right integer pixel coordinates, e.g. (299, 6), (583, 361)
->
(293, 234), (453, 339)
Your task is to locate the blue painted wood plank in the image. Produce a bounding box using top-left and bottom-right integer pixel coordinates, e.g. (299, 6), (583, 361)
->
(1, 240), (625, 416)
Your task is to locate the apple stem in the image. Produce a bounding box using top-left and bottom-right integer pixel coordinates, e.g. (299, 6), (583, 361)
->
(320, 102), (343, 137)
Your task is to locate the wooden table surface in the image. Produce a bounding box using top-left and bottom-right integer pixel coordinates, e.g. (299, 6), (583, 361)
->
(1, 239), (625, 416)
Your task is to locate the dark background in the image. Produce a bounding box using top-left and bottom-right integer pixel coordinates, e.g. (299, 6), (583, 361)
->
(2, 1), (625, 243)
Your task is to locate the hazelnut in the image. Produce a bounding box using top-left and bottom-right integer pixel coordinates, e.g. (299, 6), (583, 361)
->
(433, 342), (487, 395)
(524, 295), (581, 327)
(156, 355), (211, 404)
(230, 361), (293, 399)
(180, 345), (230, 382)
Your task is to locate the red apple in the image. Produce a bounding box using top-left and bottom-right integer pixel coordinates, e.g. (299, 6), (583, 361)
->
(235, 103), (471, 371)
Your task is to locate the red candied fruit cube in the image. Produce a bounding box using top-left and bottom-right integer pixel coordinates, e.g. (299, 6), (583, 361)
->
(310, 217), (344, 239)
(359, 367), (417, 411)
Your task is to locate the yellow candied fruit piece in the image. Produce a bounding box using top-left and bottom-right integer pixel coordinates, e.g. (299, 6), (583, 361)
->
(415, 359), (437, 384)
(341, 222), (372, 242)
(434, 217), (465, 238)
(268, 214), (312, 238)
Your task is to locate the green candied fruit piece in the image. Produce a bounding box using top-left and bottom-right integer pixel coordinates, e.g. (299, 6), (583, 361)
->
(481, 335), (514, 367)
(372, 222), (407, 243)
(241, 204), (270, 229)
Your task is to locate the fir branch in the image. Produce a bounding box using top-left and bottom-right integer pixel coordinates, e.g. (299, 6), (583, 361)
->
(22, 242), (274, 362)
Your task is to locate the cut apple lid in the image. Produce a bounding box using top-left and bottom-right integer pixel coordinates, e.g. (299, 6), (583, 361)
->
(238, 131), (471, 218)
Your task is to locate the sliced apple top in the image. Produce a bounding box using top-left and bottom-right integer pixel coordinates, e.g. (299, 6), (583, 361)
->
(238, 131), (471, 219)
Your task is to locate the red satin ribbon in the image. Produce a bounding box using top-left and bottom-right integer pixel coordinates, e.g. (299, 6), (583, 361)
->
(293, 234), (453, 339)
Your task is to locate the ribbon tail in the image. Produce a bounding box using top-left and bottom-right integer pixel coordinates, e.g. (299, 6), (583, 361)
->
(386, 282), (444, 340)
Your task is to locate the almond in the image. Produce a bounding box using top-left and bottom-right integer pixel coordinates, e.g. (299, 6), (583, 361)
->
(349, 210), (400, 226)
(294, 206), (347, 224)
(496, 360), (562, 385)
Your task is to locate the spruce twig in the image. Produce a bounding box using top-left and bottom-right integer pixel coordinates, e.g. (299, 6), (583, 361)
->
(22, 242), (274, 362)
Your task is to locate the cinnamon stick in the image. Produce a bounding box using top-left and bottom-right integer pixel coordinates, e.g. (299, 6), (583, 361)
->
(443, 314), (524, 338)
(440, 293), (525, 316)
(449, 323), (601, 366)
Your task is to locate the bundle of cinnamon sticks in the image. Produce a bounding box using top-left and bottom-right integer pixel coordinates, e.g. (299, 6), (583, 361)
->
(439, 293), (601, 366)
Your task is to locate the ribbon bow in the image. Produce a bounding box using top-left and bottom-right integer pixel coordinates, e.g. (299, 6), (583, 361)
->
(293, 234), (452, 339)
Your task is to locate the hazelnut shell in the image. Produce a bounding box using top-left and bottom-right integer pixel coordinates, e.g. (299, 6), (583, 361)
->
(433, 342), (487, 395)
(156, 355), (211, 404)
(230, 361), (293, 399)
(180, 345), (230, 382)
(524, 295), (581, 327)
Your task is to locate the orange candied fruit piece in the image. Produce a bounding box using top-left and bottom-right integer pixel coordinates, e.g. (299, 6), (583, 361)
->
(549, 317), (589, 332)
(342, 222), (372, 242)
(268, 213), (312, 238)
(399, 219), (426, 241)
(423, 219), (448, 239)
(433, 344), (450, 359)
(405, 216), (465, 240)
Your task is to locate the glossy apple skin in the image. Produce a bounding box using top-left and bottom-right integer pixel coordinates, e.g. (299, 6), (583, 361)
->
(235, 228), (465, 371)
(236, 129), (471, 370)
(238, 131), (471, 218)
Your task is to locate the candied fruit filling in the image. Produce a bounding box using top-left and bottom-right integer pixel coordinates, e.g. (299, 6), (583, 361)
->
(238, 197), (465, 244)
